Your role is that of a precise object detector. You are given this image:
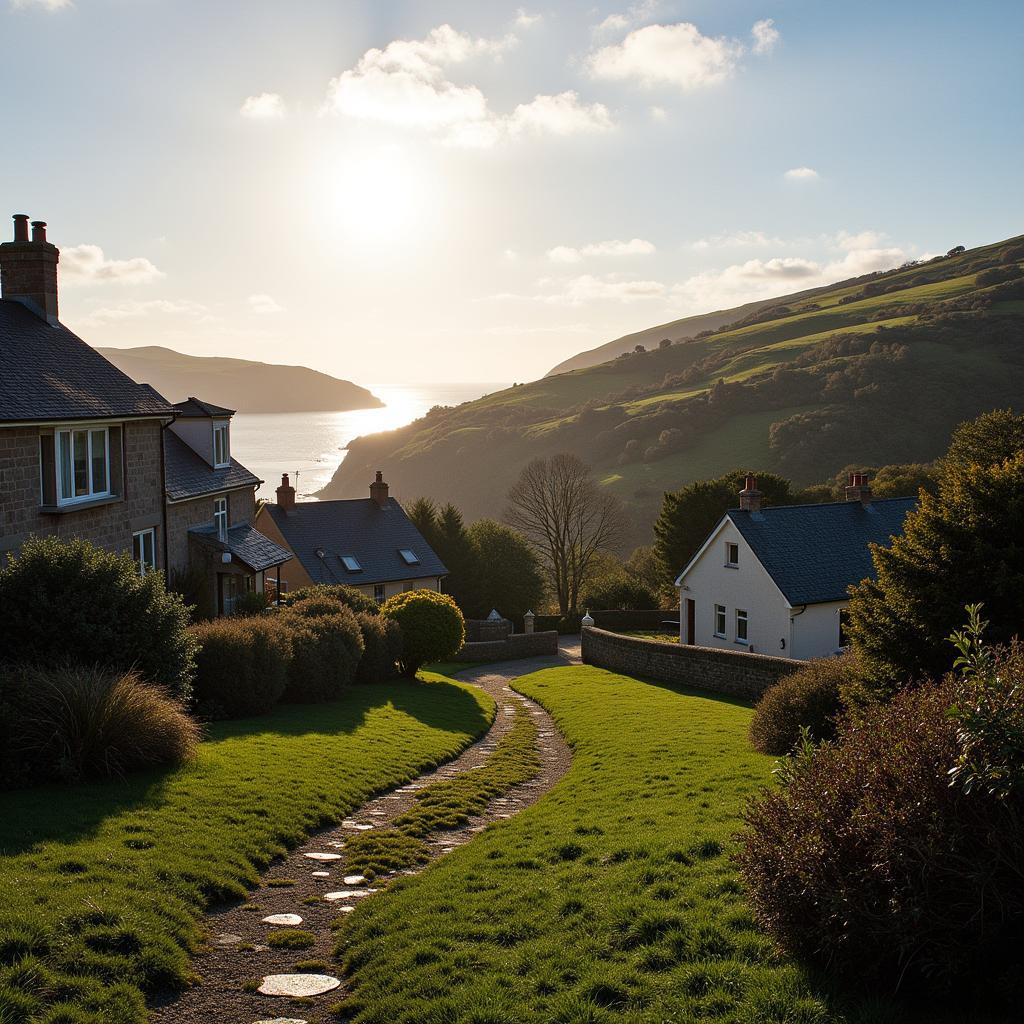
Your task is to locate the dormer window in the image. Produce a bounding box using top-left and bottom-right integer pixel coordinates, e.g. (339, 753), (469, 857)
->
(398, 548), (420, 565)
(213, 422), (230, 468)
(340, 555), (362, 572)
(725, 542), (739, 567)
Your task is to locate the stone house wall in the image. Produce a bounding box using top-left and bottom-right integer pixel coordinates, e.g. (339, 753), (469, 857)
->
(165, 486), (256, 576)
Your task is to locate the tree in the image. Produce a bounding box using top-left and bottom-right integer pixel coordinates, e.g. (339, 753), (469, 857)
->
(433, 503), (480, 613)
(579, 553), (658, 611)
(505, 453), (626, 615)
(942, 409), (1024, 479)
(380, 590), (465, 677)
(404, 497), (440, 548)
(466, 519), (545, 620)
(625, 545), (673, 606)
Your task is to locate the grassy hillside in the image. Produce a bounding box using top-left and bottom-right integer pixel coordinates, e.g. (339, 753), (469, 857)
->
(322, 234), (1024, 545)
(97, 345), (381, 413)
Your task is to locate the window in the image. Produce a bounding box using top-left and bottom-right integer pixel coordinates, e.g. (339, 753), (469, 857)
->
(398, 548), (420, 565)
(341, 555), (362, 572)
(56, 427), (109, 505)
(714, 604), (726, 637)
(725, 542), (739, 567)
(213, 422), (230, 467)
(374, 583), (386, 603)
(214, 496), (228, 542)
(132, 529), (156, 574)
(736, 609), (749, 643)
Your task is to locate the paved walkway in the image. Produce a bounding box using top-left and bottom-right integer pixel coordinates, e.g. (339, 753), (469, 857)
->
(149, 639), (580, 1024)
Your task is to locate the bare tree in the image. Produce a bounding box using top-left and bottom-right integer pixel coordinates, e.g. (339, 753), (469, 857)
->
(505, 453), (626, 616)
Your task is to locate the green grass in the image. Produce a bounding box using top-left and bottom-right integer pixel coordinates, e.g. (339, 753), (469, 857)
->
(267, 929), (317, 950)
(0, 675), (493, 1024)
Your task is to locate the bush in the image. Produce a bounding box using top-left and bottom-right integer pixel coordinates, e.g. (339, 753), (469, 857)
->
(234, 589), (271, 616)
(748, 655), (859, 754)
(284, 584), (379, 615)
(354, 612), (402, 684)
(0, 536), (197, 699)
(190, 616), (292, 719)
(580, 570), (658, 611)
(2, 665), (200, 784)
(737, 676), (1024, 995)
(380, 590), (465, 677)
(280, 608), (363, 702)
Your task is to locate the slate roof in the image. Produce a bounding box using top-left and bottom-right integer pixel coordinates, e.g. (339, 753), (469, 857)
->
(0, 299), (174, 423)
(188, 522), (292, 572)
(163, 429), (261, 502)
(717, 497), (917, 606)
(173, 396), (235, 418)
(265, 497), (449, 586)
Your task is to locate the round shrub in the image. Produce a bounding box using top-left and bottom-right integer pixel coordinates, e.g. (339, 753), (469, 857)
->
(284, 584), (378, 615)
(737, 678), (1024, 995)
(280, 608), (363, 702)
(189, 617), (292, 719)
(3, 665), (200, 783)
(0, 536), (197, 700)
(748, 655), (858, 755)
(380, 590), (465, 677)
(354, 611), (403, 684)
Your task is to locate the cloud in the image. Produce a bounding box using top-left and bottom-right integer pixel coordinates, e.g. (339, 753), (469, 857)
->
(9, 0), (72, 10)
(240, 92), (286, 119)
(507, 91), (614, 137)
(491, 274), (666, 305)
(784, 166), (819, 181)
(751, 18), (780, 55)
(594, 0), (662, 36)
(60, 245), (164, 285)
(514, 9), (542, 28)
(834, 229), (886, 251)
(547, 238), (656, 263)
(247, 293), (284, 314)
(691, 230), (786, 250)
(77, 299), (210, 329)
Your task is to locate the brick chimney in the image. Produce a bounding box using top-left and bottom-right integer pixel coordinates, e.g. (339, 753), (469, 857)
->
(845, 472), (873, 506)
(370, 470), (389, 508)
(739, 474), (762, 513)
(0, 214), (60, 324)
(276, 472), (296, 511)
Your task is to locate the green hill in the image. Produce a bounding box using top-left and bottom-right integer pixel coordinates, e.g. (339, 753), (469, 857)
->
(321, 234), (1024, 545)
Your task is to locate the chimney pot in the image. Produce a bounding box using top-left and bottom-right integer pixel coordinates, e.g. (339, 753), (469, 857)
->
(0, 213), (59, 323)
(276, 472), (296, 512)
(30, 221), (47, 243)
(739, 473), (763, 513)
(370, 470), (389, 508)
(12, 215), (29, 242)
(845, 471), (872, 506)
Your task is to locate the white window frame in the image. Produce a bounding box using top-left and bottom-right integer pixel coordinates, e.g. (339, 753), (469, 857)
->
(398, 548), (420, 565)
(725, 541), (739, 567)
(341, 555), (363, 573)
(736, 609), (749, 643)
(56, 426), (111, 506)
(213, 422), (230, 468)
(714, 604), (727, 638)
(374, 583), (387, 604)
(214, 496), (228, 542)
(132, 528), (157, 575)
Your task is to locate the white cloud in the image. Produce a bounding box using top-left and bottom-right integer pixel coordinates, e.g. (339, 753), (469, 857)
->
(784, 166), (820, 181)
(691, 230), (786, 250)
(546, 274), (666, 304)
(60, 245), (164, 285)
(240, 92), (286, 119)
(503, 248), (519, 261)
(9, 0), (72, 10)
(834, 229), (886, 251)
(751, 18), (780, 55)
(507, 91), (614, 137)
(248, 293), (284, 314)
(649, 105), (668, 121)
(589, 22), (745, 90)
(594, 0), (662, 36)
(77, 299), (210, 329)
(547, 238), (656, 263)
(514, 9), (542, 28)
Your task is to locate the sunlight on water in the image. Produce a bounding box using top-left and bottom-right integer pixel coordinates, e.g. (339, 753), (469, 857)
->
(231, 383), (508, 501)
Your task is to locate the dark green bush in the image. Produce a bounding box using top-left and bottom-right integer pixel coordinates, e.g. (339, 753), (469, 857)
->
(2, 665), (200, 784)
(380, 590), (465, 677)
(284, 584), (378, 615)
(189, 617), (292, 719)
(0, 536), (197, 700)
(280, 608), (363, 701)
(748, 656), (858, 754)
(580, 571), (658, 611)
(233, 590), (271, 616)
(354, 612), (403, 684)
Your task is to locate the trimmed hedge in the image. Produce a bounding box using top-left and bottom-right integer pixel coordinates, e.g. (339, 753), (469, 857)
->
(280, 608), (364, 702)
(354, 611), (403, 684)
(381, 590), (465, 677)
(284, 583), (379, 615)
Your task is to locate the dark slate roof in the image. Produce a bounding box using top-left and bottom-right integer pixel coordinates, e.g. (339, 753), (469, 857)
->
(265, 497), (449, 586)
(0, 299), (175, 423)
(723, 497), (917, 606)
(173, 396), (235, 418)
(189, 522), (292, 572)
(163, 429), (261, 502)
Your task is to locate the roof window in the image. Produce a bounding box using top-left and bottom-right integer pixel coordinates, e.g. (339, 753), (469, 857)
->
(340, 555), (363, 572)
(398, 548), (420, 565)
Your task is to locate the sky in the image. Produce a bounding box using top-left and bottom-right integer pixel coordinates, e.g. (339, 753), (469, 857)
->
(2, 0), (1022, 385)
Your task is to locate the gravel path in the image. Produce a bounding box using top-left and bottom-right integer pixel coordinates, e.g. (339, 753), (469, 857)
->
(149, 640), (579, 1024)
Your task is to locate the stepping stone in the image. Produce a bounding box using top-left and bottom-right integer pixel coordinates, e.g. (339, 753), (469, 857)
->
(213, 932), (243, 946)
(352, 824), (374, 830)
(257, 974), (340, 997)
(336, 905), (355, 914)
(343, 874), (367, 886)
(303, 852), (341, 861)
(262, 914), (302, 926)
(254, 1018), (308, 1024)
(323, 888), (378, 900)
(311, 871), (330, 878)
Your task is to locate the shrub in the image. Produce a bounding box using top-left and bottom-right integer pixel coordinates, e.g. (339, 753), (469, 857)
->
(234, 590), (271, 616)
(0, 536), (197, 700)
(2, 665), (200, 784)
(354, 612), (403, 684)
(737, 677), (1024, 995)
(189, 617), (292, 719)
(580, 570), (658, 611)
(280, 608), (363, 702)
(284, 584), (379, 615)
(380, 590), (465, 677)
(748, 655), (859, 754)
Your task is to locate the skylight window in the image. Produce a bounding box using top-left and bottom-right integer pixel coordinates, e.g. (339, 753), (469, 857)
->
(398, 548), (420, 565)
(340, 555), (363, 572)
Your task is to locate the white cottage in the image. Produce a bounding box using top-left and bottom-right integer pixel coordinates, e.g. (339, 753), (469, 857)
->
(674, 474), (915, 661)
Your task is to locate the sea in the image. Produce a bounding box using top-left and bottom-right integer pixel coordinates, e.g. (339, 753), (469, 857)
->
(231, 383), (509, 502)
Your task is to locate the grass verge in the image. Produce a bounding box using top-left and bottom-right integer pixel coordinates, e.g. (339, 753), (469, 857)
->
(0, 674), (492, 1024)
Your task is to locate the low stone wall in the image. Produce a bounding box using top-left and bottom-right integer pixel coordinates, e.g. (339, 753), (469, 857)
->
(590, 609), (677, 632)
(581, 626), (800, 701)
(452, 630), (559, 663)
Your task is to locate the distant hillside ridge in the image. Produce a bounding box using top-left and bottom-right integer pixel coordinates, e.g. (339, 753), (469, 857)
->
(97, 346), (382, 413)
(320, 232), (1024, 549)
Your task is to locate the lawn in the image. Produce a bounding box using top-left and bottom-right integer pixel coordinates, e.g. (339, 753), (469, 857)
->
(0, 675), (493, 1024)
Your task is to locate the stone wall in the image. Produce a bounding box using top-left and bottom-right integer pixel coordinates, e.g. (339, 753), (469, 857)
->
(465, 617), (513, 643)
(582, 626), (800, 701)
(451, 630), (559, 663)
